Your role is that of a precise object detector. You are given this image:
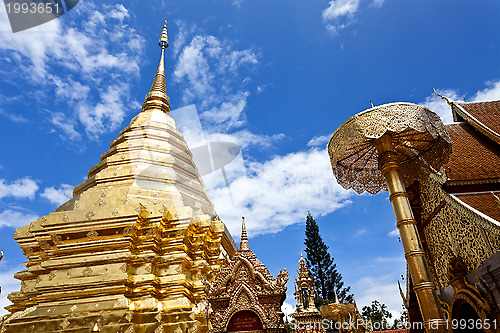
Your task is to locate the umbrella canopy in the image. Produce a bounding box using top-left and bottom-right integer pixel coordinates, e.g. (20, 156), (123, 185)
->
(328, 102), (452, 194)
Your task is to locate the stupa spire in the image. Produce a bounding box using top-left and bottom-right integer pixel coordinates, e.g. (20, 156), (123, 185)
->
(240, 216), (250, 250)
(142, 18), (171, 113)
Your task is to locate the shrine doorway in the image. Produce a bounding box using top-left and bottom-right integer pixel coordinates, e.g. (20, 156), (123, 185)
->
(227, 310), (264, 333)
(452, 301), (484, 333)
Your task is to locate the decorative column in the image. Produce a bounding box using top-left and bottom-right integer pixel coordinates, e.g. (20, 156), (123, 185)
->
(328, 102), (452, 333)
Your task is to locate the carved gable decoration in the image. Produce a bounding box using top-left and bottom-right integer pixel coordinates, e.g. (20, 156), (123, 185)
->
(206, 218), (288, 333)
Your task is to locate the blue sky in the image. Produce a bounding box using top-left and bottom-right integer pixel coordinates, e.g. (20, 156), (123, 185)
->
(0, 0), (499, 319)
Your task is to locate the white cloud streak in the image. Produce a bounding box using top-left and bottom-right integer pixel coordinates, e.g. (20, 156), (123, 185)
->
(322, 0), (360, 36)
(307, 133), (333, 147)
(173, 29), (259, 132)
(208, 148), (353, 236)
(0, 265), (24, 316)
(0, 209), (38, 228)
(0, 2), (144, 139)
(0, 178), (38, 200)
(41, 184), (73, 205)
(354, 275), (405, 324)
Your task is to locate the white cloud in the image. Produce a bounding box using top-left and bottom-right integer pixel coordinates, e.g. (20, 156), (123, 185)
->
(208, 148), (353, 236)
(421, 79), (500, 123)
(0, 109), (27, 123)
(307, 133), (333, 147)
(388, 228), (399, 237)
(41, 184), (73, 205)
(323, 0), (360, 19)
(0, 95), (27, 123)
(173, 30), (258, 131)
(208, 130), (285, 149)
(202, 91), (249, 130)
(354, 275), (405, 325)
(0, 2), (144, 139)
(77, 84), (131, 138)
(375, 256), (405, 263)
(0, 209), (38, 228)
(322, 0), (360, 36)
(232, 0), (244, 8)
(172, 23), (283, 150)
(0, 265), (24, 316)
(370, 0), (385, 8)
(49, 112), (81, 140)
(108, 4), (129, 21)
(0, 178), (38, 200)
(353, 228), (367, 239)
(473, 80), (500, 101)
(281, 302), (295, 322)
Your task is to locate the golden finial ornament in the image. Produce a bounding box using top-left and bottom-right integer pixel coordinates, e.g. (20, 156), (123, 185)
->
(142, 18), (171, 113)
(159, 18), (169, 49)
(434, 88), (453, 106)
(240, 216), (250, 250)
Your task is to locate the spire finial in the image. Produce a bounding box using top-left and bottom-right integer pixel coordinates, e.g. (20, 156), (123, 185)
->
(434, 88), (453, 106)
(142, 18), (171, 113)
(240, 216), (250, 250)
(159, 18), (169, 49)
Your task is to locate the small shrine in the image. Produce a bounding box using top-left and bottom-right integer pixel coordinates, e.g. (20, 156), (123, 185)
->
(320, 299), (372, 333)
(292, 253), (324, 333)
(205, 218), (289, 333)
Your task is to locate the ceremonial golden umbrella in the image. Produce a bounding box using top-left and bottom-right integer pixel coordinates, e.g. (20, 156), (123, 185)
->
(328, 102), (451, 332)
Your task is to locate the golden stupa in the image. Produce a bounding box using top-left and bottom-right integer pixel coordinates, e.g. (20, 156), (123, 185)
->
(1, 20), (237, 333)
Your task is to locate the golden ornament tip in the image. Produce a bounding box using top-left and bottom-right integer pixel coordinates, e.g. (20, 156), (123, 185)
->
(159, 17), (169, 49)
(142, 18), (171, 113)
(240, 216), (249, 250)
(433, 88), (453, 106)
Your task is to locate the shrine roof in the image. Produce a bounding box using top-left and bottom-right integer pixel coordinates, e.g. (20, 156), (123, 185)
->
(443, 122), (500, 184)
(452, 100), (500, 144)
(454, 191), (500, 223)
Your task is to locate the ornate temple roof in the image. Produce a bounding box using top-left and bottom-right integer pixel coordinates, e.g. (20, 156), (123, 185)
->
(451, 100), (500, 144)
(439, 98), (500, 224)
(205, 218), (288, 333)
(454, 191), (500, 223)
(443, 122), (500, 185)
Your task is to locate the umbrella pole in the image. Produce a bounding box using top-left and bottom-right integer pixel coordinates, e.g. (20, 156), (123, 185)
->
(374, 135), (449, 333)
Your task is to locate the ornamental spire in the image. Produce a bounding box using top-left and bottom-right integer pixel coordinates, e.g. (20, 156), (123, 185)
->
(142, 18), (171, 113)
(240, 216), (250, 251)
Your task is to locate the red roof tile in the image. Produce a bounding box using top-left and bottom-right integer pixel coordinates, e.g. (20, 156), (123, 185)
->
(455, 191), (500, 222)
(453, 101), (500, 144)
(444, 123), (500, 183)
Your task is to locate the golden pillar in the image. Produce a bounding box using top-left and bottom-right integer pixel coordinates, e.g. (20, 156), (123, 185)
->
(328, 102), (453, 333)
(374, 135), (447, 332)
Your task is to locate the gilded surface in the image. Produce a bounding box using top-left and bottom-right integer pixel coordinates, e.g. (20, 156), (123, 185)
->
(1, 21), (237, 333)
(320, 301), (371, 333)
(420, 175), (500, 289)
(205, 235), (288, 333)
(292, 255), (324, 332)
(328, 102), (451, 194)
